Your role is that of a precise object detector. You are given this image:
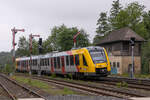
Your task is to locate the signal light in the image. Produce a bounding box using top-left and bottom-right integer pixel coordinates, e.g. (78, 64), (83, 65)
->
(130, 37), (135, 46)
(39, 38), (42, 54)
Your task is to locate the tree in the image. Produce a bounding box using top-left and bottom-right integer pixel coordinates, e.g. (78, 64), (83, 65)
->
(143, 11), (150, 38)
(93, 35), (104, 45)
(48, 24), (90, 51)
(16, 36), (29, 57)
(31, 39), (39, 55)
(109, 0), (122, 29)
(42, 38), (53, 54)
(95, 12), (110, 45)
(141, 39), (150, 74)
(96, 12), (110, 35)
(113, 2), (148, 39)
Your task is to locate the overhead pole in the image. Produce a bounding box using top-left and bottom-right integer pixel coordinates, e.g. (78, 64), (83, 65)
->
(11, 27), (25, 68)
(29, 34), (40, 75)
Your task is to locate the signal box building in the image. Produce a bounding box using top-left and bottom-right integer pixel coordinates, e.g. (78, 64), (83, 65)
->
(97, 27), (145, 74)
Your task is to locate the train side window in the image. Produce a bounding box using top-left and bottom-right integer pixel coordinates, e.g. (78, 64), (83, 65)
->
(61, 56), (65, 67)
(51, 58), (53, 67)
(45, 59), (47, 66)
(54, 57), (57, 68)
(70, 55), (74, 65)
(83, 55), (87, 66)
(75, 55), (79, 66)
(47, 59), (49, 66)
(66, 56), (69, 66)
(57, 57), (60, 68)
(35, 60), (37, 66)
(40, 59), (43, 66)
(42, 59), (45, 66)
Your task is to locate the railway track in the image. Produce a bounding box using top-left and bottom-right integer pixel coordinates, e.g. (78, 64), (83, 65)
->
(100, 76), (150, 86)
(97, 76), (150, 91)
(29, 76), (149, 99)
(0, 74), (45, 100)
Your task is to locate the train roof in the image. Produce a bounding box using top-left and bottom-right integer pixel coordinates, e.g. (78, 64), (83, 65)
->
(16, 46), (104, 61)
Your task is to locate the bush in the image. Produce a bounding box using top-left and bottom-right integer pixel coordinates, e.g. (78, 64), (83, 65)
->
(2, 64), (15, 74)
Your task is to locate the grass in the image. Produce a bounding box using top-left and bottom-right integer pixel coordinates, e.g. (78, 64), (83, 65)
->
(11, 76), (76, 95)
(116, 81), (128, 88)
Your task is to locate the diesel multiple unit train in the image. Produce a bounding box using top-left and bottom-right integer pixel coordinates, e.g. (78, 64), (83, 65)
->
(16, 46), (111, 77)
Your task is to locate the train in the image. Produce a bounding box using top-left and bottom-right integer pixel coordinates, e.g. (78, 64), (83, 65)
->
(15, 46), (111, 77)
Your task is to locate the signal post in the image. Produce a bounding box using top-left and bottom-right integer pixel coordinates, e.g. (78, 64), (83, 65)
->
(29, 34), (40, 75)
(11, 27), (25, 69)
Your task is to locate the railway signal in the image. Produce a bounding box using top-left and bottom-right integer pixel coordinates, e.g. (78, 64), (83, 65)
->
(38, 38), (43, 54)
(11, 27), (25, 63)
(130, 37), (135, 78)
(73, 31), (80, 48)
(29, 34), (40, 75)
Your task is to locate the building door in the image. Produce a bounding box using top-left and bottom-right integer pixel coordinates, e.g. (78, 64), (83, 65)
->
(111, 62), (117, 74)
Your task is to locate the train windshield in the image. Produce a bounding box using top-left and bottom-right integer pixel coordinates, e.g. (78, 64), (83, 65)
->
(89, 49), (107, 64)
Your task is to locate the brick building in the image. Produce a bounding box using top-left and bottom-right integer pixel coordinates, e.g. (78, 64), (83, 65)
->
(97, 27), (145, 74)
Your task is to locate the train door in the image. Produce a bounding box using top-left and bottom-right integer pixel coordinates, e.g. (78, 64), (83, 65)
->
(51, 58), (54, 73)
(61, 56), (65, 74)
(75, 55), (80, 72)
(70, 55), (74, 72)
(65, 56), (70, 72)
(79, 54), (88, 73)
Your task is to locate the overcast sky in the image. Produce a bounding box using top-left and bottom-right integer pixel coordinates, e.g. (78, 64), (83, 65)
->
(0, 0), (150, 52)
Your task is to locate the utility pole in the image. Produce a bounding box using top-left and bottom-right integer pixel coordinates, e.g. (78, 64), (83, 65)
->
(73, 31), (80, 48)
(11, 27), (25, 66)
(29, 34), (40, 75)
(130, 37), (135, 78)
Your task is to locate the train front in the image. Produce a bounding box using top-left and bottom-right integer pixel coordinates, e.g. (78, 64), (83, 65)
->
(88, 46), (111, 76)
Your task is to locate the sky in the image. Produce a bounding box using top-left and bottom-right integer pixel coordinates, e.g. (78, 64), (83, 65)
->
(0, 0), (150, 52)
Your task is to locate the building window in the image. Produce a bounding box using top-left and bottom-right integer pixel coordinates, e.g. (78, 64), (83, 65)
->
(113, 62), (116, 68)
(123, 42), (129, 51)
(117, 62), (120, 68)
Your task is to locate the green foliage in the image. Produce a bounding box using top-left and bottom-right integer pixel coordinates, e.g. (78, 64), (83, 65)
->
(122, 81), (128, 87)
(16, 36), (30, 57)
(143, 11), (150, 38)
(141, 39), (150, 74)
(116, 81), (128, 88)
(0, 52), (12, 68)
(3, 64), (15, 74)
(51, 73), (56, 78)
(68, 73), (73, 80)
(116, 82), (122, 88)
(96, 12), (110, 35)
(95, 1), (149, 40)
(95, 1), (150, 74)
(109, 0), (122, 29)
(16, 36), (41, 56)
(113, 2), (148, 39)
(63, 87), (74, 95)
(94, 12), (110, 44)
(48, 24), (90, 51)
